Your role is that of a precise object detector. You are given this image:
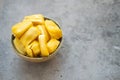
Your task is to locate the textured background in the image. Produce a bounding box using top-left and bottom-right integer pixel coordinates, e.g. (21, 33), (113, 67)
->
(1, 0), (120, 80)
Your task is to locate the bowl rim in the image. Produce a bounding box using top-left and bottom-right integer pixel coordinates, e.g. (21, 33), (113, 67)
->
(11, 17), (63, 61)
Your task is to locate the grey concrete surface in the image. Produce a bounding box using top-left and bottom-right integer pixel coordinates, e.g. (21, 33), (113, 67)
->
(0, 0), (120, 80)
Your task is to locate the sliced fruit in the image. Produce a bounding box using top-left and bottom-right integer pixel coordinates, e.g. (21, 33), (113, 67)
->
(13, 38), (26, 55)
(12, 22), (32, 38)
(25, 45), (34, 57)
(23, 14), (44, 25)
(30, 40), (41, 57)
(38, 35), (49, 56)
(37, 25), (50, 42)
(47, 38), (60, 53)
(45, 20), (62, 39)
(20, 27), (41, 46)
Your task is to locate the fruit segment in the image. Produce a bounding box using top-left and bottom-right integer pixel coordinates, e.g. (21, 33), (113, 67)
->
(37, 25), (50, 42)
(38, 35), (49, 56)
(23, 14), (44, 25)
(30, 40), (41, 57)
(13, 38), (25, 55)
(45, 20), (62, 39)
(12, 22), (32, 38)
(25, 45), (34, 57)
(13, 38), (26, 55)
(20, 27), (41, 46)
(47, 39), (60, 53)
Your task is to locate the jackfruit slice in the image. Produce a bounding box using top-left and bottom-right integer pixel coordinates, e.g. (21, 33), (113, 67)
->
(12, 22), (32, 38)
(37, 25), (50, 42)
(25, 45), (34, 57)
(23, 14), (44, 25)
(20, 27), (41, 46)
(45, 20), (62, 39)
(47, 39), (60, 53)
(30, 40), (41, 57)
(13, 38), (26, 55)
(38, 35), (49, 56)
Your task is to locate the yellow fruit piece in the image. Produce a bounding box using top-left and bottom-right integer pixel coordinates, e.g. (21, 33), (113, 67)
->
(12, 22), (33, 38)
(45, 20), (62, 39)
(37, 25), (50, 42)
(25, 45), (34, 57)
(38, 35), (49, 56)
(20, 27), (41, 46)
(30, 40), (40, 57)
(13, 38), (26, 55)
(23, 14), (44, 25)
(47, 39), (60, 53)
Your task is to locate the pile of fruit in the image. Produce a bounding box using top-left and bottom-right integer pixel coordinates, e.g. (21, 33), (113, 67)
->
(12, 14), (62, 57)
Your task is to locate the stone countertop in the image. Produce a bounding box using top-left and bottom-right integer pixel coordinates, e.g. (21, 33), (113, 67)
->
(1, 0), (120, 80)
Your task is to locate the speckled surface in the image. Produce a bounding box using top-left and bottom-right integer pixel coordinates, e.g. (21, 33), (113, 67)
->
(1, 0), (120, 80)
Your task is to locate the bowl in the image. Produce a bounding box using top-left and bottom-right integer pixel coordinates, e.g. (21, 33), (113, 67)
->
(11, 17), (63, 62)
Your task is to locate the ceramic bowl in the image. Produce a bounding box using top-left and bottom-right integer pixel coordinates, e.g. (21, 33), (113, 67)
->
(11, 17), (63, 62)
